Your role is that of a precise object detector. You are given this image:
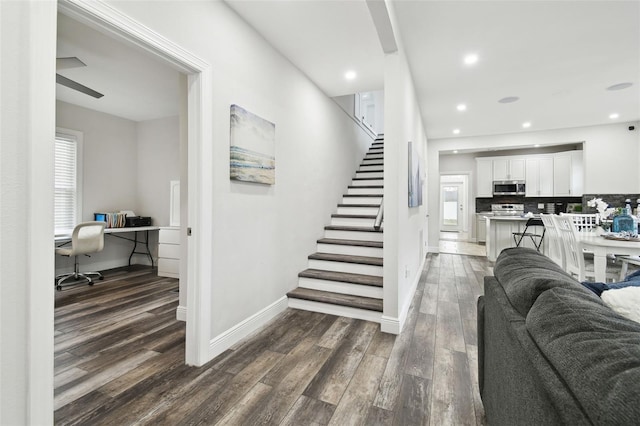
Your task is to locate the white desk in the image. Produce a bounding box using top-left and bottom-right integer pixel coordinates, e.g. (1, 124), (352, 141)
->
(56, 226), (160, 267)
(578, 234), (640, 282)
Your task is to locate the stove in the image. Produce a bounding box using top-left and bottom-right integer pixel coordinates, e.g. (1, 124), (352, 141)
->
(491, 203), (524, 216)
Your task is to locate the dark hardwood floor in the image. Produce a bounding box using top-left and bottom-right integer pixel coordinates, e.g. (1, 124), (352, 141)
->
(54, 253), (491, 425)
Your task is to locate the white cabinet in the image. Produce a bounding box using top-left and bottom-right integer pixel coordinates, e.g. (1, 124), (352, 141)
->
(553, 151), (583, 196)
(158, 226), (180, 278)
(476, 214), (488, 243)
(525, 156), (554, 197)
(476, 158), (493, 197)
(493, 158), (525, 181)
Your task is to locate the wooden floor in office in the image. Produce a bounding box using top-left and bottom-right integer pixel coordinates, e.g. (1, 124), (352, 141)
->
(54, 254), (491, 425)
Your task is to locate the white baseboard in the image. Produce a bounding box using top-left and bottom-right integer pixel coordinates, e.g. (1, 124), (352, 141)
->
(176, 305), (186, 322)
(208, 296), (288, 360)
(380, 315), (400, 334)
(427, 245), (440, 253)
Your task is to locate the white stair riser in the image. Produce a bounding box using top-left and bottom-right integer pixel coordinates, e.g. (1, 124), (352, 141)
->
(330, 217), (376, 227)
(356, 171), (383, 179)
(341, 196), (382, 205)
(325, 229), (383, 242)
(307, 259), (383, 277)
(316, 243), (383, 258)
(350, 179), (383, 187)
(287, 299), (382, 323)
(347, 187), (383, 195)
(364, 154), (384, 160)
(359, 164), (383, 172)
(336, 206), (379, 215)
(368, 149), (384, 155)
(298, 277), (383, 299)
(362, 159), (383, 166)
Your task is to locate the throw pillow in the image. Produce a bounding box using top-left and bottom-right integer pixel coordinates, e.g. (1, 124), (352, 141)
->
(602, 287), (640, 323)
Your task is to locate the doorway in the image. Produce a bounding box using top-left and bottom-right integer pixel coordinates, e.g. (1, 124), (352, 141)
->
(440, 174), (468, 233)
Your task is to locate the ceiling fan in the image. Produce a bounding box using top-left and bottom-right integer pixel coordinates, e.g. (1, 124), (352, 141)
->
(56, 57), (104, 99)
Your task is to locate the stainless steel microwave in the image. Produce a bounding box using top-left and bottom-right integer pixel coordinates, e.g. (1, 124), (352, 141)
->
(493, 180), (525, 195)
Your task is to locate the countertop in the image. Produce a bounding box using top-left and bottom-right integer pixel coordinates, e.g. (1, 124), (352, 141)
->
(486, 215), (537, 221)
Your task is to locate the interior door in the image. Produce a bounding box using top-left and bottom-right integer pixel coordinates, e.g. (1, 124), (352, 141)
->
(441, 183), (464, 232)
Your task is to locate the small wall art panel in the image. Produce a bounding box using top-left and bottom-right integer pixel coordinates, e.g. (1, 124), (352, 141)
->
(229, 104), (276, 185)
(408, 141), (423, 207)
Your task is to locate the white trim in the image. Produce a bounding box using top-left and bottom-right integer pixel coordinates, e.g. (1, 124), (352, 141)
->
(380, 315), (400, 334)
(209, 297), (289, 360)
(176, 305), (187, 322)
(381, 254), (427, 335)
(58, 0), (213, 366)
(287, 298), (383, 323)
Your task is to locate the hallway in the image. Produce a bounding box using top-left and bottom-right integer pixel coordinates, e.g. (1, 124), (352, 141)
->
(54, 253), (490, 425)
(439, 231), (487, 257)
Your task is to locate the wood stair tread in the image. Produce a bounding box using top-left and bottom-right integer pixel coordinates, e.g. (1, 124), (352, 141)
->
(343, 194), (382, 198)
(331, 214), (377, 219)
(308, 252), (383, 266)
(317, 238), (383, 248)
(287, 287), (383, 312)
(325, 225), (382, 232)
(299, 268), (383, 287)
(352, 177), (383, 181)
(355, 170), (383, 174)
(361, 162), (384, 166)
(337, 203), (381, 208)
(348, 185), (383, 189)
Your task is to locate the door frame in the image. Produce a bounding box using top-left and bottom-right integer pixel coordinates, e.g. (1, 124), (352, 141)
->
(58, 0), (213, 366)
(440, 181), (464, 232)
(439, 172), (471, 234)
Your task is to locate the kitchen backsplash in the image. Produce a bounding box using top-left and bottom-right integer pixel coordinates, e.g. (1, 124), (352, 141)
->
(581, 194), (640, 213)
(476, 196), (582, 213)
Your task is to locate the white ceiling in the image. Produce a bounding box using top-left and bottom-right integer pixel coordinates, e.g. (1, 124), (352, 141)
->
(227, 0), (640, 140)
(56, 13), (181, 122)
(57, 1), (640, 139)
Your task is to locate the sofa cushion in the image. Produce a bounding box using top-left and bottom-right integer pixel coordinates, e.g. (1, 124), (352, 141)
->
(526, 287), (640, 425)
(494, 247), (591, 316)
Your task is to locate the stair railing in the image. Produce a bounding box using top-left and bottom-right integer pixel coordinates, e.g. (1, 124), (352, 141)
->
(374, 198), (384, 230)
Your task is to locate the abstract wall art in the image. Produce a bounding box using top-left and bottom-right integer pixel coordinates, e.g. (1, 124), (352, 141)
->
(229, 104), (276, 185)
(408, 141), (423, 207)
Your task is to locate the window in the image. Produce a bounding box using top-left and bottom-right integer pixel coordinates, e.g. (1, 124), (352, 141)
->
(54, 129), (83, 234)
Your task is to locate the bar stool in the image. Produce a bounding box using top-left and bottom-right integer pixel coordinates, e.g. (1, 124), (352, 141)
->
(513, 217), (545, 251)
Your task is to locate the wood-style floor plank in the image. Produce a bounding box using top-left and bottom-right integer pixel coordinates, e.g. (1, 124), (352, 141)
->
(55, 254), (492, 425)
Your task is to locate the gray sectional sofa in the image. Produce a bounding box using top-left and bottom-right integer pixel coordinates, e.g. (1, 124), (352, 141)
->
(478, 247), (640, 425)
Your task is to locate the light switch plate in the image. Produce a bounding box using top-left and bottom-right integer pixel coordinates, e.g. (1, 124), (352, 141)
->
(538, 203), (544, 209)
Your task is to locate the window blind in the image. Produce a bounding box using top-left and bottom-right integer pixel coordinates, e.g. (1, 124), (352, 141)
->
(54, 135), (78, 232)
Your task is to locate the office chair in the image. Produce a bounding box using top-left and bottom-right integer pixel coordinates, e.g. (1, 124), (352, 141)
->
(512, 217), (545, 251)
(55, 221), (106, 290)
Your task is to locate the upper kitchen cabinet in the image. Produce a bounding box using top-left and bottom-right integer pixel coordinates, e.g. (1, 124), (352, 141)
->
(553, 151), (583, 196)
(493, 158), (526, 181)
(476, 158), (493, 197)
(525, 156), (554, 197)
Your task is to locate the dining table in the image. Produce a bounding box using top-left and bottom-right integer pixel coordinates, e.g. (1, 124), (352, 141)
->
(578, 233), (640, 282)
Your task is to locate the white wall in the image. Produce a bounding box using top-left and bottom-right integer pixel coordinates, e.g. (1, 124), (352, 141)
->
(136, 116), (180, 226)
(428, 121), (640, 247)
(1, 2), (56, 424)
(382, 1), (429, 333)
(55, 102), (181, 273)
(107, 1), (372, 341)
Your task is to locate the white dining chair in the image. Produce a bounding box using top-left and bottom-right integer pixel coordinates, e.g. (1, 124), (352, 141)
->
(553, 215), (618, 282)
(539, 214), (565, 270)
(560, 213), (599, 232)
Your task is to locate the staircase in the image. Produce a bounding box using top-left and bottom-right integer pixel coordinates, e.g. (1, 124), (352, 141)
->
(287, 137), (384, 322)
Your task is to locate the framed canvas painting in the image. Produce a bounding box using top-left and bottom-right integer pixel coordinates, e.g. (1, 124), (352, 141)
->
(229, 104), (275, 185)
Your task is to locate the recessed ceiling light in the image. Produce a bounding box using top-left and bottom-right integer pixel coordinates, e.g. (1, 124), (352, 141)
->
(606, 82), (633, 91)
(345, 70), (357, 80)
(456, 104), (467, 111)
(534, 144), (540, 148)
(453, 129), (461, 134)
(463, 54), (478, 65)
(610, 113), (620, 119)
(453, 150), (459, 154)
(522, 122), (531, 128)
(498, 96), (520, 103)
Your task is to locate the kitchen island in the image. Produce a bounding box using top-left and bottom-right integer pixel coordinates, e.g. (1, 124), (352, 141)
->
(486, 216), (547, 261)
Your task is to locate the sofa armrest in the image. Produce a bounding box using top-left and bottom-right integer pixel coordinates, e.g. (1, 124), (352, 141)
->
(477, 295), (485, 397)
